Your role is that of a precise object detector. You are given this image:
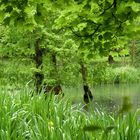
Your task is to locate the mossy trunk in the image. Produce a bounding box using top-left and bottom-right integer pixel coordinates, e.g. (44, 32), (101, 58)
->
(34, 38), (44, 93)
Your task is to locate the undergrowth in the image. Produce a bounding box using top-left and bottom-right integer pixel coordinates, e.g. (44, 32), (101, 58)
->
(0, 88), (139, 140)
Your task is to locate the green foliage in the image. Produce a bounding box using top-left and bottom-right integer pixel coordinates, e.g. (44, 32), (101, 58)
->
(0, 58), (34, 86)
(135, 45), (140, 67)
(83, 96), (140, 140)
(0, 3), (139, 140)
(0, 0), (140, 86)
(0, 0), (54, 30)
(92, 64), (140, 85)
(0, 89), (139, 140)
(113, 66), (140, 83)
(54, 0), (140, 58)
(92, 63), (116, 85)
(0, 0), (140, 89)
(0, 57), (140, 87)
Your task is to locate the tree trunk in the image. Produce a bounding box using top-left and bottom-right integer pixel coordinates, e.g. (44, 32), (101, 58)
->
(80, 61), (93, 103)
(80, 61), (87, 84)
(108, 55), (114, 64)
(51, 53), (57, 71)
(34, 38), (44, 93)
(49, 52), (58, 81)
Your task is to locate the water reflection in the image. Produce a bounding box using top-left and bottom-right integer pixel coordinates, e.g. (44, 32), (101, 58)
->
(64, 83), (140, 111)
(93, 83), (140, 110)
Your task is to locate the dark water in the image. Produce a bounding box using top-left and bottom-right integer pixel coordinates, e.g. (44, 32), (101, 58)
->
(63, 83), (140, 111)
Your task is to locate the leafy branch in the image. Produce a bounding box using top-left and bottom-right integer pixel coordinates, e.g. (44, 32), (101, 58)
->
(69, 24), (102, 39)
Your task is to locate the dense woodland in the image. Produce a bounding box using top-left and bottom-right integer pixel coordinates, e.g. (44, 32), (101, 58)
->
(0, 0), (140, 139)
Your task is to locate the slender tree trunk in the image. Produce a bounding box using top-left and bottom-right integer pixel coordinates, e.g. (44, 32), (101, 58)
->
(80, 61), (93, 103)
(49, 52), (57, 81)
(51, 53), (57, 71)
(34, 38), (44, 93)
(80, 61), (87, 84)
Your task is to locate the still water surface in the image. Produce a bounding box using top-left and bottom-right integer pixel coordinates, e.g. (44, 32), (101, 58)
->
(64, 83), (140, 111)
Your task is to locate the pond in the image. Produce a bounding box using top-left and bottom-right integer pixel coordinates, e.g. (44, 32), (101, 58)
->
(2, 83), (140, 113)
(63, 83), (140, 112)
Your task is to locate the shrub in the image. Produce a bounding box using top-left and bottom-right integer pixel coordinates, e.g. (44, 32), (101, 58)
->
(92, 64), (140, 85)
(92, 63), (115, 85)
(113, 66), (140, 83)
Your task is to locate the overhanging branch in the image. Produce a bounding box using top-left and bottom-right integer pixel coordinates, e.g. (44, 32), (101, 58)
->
(69, 24), (102, 39)
(99, 0), (117, 16)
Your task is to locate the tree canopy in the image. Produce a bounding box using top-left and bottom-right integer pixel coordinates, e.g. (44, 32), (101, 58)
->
(0, 0), (140, 87)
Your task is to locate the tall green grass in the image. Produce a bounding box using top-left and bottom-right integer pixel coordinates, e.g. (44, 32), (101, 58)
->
(0, 88), (139, 140)
(113, 66), (140, 83)
(92, 63), (140, 85)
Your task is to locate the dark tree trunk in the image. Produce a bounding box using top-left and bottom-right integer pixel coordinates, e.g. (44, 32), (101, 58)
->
(51, 53), (57, 69)
(50, 52), (58, 81)
(44, 85), (63, 96)
(49, 52), (57, 78)
(34, 38), (44, 93)
(108, 55), (114, 64)
(80, 61), (87, 84)
(80, 61), (93, 104)
(83, 85), (93, 104)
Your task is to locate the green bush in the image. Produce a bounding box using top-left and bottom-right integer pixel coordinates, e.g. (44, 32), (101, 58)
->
(92, 63), (115, 85)
(113, 66), (140, 83)
(92, 64), (140, 85)
(0, 58), (33, 86)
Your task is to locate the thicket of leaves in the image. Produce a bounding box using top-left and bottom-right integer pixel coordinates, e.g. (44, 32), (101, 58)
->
(0, 0), (140, 86)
